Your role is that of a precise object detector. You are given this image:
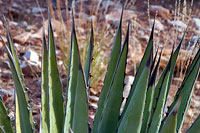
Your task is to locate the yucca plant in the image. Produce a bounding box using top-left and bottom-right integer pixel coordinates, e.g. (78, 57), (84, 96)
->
(0, 10), (200, 133)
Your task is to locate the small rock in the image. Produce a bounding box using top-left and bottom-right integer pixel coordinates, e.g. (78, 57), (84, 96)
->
(0, 20), (3, 26)
(101, 1), (121, 9)
(30, 33), (42, 39)
(18, 21), (28, 28)
(31, 7), (46, 13)
(0, 88), (14, 96)
(0, 61), (10, 69)
(21, 61), (40, 76)
(196, 83), (200, 90)
(23, 49), (39, 62)
(123, 85), (131, 98)
(151, 19), (164, 30)
(149, 5), (170, 19)
(12, 2), (21, 8)
(89, 96), (99, 102)
(8, 21), (18, 26)
(140, 35), (149, 42)
(124, 76), (134, 85)
(191, 36), (199, 43)
(105, 9), (136, 24)
(14, 32), (32, 44)
(1, 70), (12, 79)
(89, 103), (98, 109)
(102, 1), (114, 7)
(169, 20), (187, 29)
(193, 18), (200, 29)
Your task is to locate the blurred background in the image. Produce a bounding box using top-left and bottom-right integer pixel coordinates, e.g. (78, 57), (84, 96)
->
(0, 0), (200, 132)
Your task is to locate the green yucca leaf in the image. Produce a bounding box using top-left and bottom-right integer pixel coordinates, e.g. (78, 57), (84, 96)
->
(97, 24), (129, 133)
(150, 47), (159, 74)
(5, 46), (33, 132)
(92, 10), (123, 133)
(117, 50), (152, 133)
(64, 15), (80, 133)
(0, 98), (13, 133)
(162, 48), (200, 132)
(187, 115), (200, 133)
(72, 64), (88, 133)
(3, 19), (35, 130)
(141, 49), (162, 133)
(84, 22), (94, 87)
(149, 34), (184, 131)
(48, 16), (64, 133)
(148, 59), (171, 133)
(121, 20), (154, 118)
(160, 93), (183, 133)
(41, 27), (49, 132)
(165, 34), (185, 103)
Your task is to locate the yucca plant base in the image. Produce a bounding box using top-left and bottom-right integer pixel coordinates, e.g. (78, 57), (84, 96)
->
(0, 12), (200, 133)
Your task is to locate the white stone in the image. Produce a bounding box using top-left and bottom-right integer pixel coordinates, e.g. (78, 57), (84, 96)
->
(9, 21), (18, 26)
(169, 20), (187, 29)
(23, 49), (39, 62)
(18, 21), (28, 28)
(31, 7), (46, 13)
(12, 2), (21, 8)
(193, 18), (200, 29)
(124, 76), (135, 85)
(191, 36), (199, 43)
(151, 19), (164, 31)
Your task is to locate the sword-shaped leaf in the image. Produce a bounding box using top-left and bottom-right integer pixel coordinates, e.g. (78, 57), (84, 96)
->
(97, 24), (129, 133)
(148, 58), (171, 133)
(162, 48), (200, 132)
(141, 49), (162, 133)
(160, 93), (183, 133)
(84, 22), (94, 87)
(117, 50), (152, 133)
(41, 27), (49, 133)
(3, 19), (35, 131)
(5, 46), (33, 132)
(72, 63), (88, 133)
(48, 16), (64, 133)
(149, 35), (184, 131)
(0, 98), (13, 133)
(92, 10), (123, 133)
(121, 20), (154, 118)
(64, 14), (80, 133)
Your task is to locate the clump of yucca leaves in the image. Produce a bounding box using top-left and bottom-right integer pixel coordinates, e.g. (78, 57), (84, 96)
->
(0, 11), (200, 133)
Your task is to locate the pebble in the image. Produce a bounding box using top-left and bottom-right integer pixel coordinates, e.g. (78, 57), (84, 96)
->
(149, 5), (170, 19)
(124, 76), (135, 85)
(123, 76), (134, 98)
(12, 2), (21, 9)
(191, 36), (199, 43)
(1, 70), (12, 79)
(31, 7), (46, 13)
(105, 9), (136, 24)
(9, 21), (18, 26)
(193, 18), (200, 29)
(151, 19), (164, 31)
(23, 49), (39, 62)
(18, 21), (28, 28)
(169, 20), (187, 29)
(0, 61), (10, 69)
(0, 88), (14, 96)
